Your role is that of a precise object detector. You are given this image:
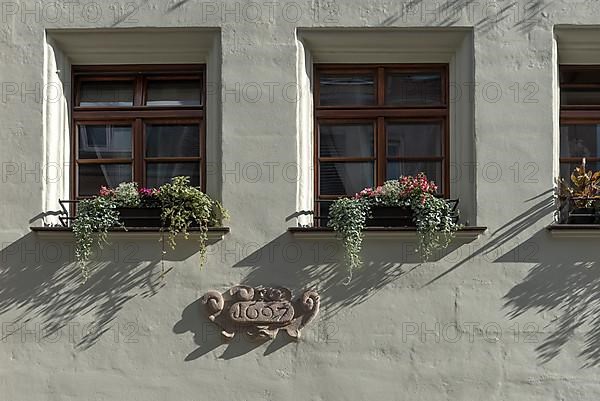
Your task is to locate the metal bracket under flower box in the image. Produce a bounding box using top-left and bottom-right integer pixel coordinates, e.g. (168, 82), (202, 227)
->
(201, 286), (320, 341)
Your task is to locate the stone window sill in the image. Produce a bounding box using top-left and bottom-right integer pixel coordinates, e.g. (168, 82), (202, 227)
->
(547, 224), (600, 238)
(30, 226), (230, 240)
(288, 226), (487, 240)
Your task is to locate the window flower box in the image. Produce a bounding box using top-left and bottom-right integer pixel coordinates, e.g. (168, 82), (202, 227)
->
(66, 176), (228, 280)
(567, 207), (600, 224)
(365, 206), (415, 227)
(328, 173), (460, 278)
(557, 160), (600, 225)
(116, 207), (163, 227)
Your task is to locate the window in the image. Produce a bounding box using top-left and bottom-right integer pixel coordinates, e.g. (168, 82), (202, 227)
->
(314, 64), (449, 224)
(559, 65), (600, 178)
(72, 65), (205, 197)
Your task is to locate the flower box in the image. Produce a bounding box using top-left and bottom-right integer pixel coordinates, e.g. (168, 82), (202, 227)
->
(365, 206), (415, 227)
(117, 207), (163, 227)
(567, 207), (599, 224)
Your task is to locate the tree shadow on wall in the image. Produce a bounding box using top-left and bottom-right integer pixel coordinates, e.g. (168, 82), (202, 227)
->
(0, 232), (200, 349)
(173, 231), (469, 360)
(379, 0), (551, 35)
(424, 191), (553, 286)
(502, 231), (600, 368)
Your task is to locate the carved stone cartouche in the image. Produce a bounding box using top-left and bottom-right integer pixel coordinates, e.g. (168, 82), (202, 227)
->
(201, 286), (320, 341)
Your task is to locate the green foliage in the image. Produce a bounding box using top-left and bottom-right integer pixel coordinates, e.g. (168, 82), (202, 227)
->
(113, 182), (141, 207)
(72, 196), (121, 280)
(328, 198), (369, 276)
(328, 174), (459, 278)
(72, 176), (227, 279)
(158, 176), (224, 262)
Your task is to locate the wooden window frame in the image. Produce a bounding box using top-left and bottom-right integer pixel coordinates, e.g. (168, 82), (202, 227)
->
(314, 64), (450, 222)
(559, 65), (600, 173)
(71, 64), (206, 199)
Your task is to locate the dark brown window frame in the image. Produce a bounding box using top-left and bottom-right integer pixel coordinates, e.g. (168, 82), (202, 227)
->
(71, 64), (206, 199)
(314, 63), (450, 222)
(559, 65), (600, 174)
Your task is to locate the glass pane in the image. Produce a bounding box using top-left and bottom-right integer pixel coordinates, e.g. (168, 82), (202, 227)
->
(319, 123), (374, 157)
(146, 163), (201, 188)
(317, 200), (333, 227)
(561, 89), (600, 106)
(560, 69), (600, 85)
(146, 80), (202, 106)
(319, 74), (375, 106)
(78, 164), (132, 196)
(387, 161), (442, 191)
(560, 125), (600, 158)
(146, 125), (200, 157)
(386, 72), (443, 105)
(79, 81), (134, 106)
(78, 125), (132, 159)
(319, 162), (374, 196)
(560, 162), (600, 181)
(387, 122), (442, 157)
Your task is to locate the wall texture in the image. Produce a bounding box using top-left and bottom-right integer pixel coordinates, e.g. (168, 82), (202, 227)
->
(1, 1), (600, 400)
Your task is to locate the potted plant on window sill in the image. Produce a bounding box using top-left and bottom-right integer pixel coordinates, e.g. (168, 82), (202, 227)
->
(73, 176), (228, 279)
(328, 173), (460, 279)
(558, 160), (600, 224)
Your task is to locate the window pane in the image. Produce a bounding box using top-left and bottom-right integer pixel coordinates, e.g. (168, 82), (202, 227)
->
(320, 162), (374, 196)
(387, 161), (442, 191)
(320, 123), (374, 157)
(386, 72), (443, 105)
(387, 122), (442, 157)
(146, 80), (202, 106)
(78, 125), (132, 159)
(560, 162), (600, 180)
(560, 69), (600, 85)
(560, 125), (600, 158)
(78, 164), (132, 196)
(79, 81), (134, 106)
(145, 124), (200, 157)
(319, 74), (375, 106)
(317, 200), (333, 226)
(561, 89), (600, 106)
(146, 163), (201, 188)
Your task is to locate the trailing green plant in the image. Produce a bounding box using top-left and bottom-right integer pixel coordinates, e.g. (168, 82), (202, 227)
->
(158, 176), (227, 263)
(72, 196), (120, 280)
(72, 176), (227, 278)
(328, 173), (459, 278)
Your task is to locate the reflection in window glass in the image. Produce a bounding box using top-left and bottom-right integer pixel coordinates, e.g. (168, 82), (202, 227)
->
(387, 123), (442, 157)
(146, 80), (202, 106)
(320, 123), (374, 157)
(146, 163), (200, 188)
(320, 162), (374, 196)
(386, 72), (442, 105)
(319, 74), (375, 106)
(78, 125), (132, 159)
(145, 125), (200, 157)
(78, 164), (132, 196)
(79, 81), (134, 106)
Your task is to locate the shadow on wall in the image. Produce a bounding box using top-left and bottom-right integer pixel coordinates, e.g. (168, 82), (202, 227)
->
(424, 191), (554, 286)
(0, 232), (199, 349)
(172, 232), (469, 361)
(502, 231), (600, 368)
(380, 0), (551, 34)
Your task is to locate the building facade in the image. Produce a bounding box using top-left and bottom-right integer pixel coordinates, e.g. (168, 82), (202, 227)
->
(1, 0), (600, 399)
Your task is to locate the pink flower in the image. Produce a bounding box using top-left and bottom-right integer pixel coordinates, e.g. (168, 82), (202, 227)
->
(99, 186), (114, 197)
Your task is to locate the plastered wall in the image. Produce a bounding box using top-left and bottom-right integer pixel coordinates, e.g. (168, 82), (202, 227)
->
(1, 1), (600, 400)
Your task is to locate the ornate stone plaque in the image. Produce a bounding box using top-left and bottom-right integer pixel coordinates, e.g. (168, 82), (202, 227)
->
(201, 286), (320, 341)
